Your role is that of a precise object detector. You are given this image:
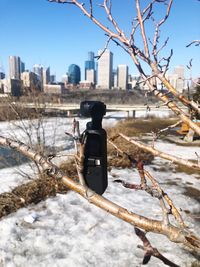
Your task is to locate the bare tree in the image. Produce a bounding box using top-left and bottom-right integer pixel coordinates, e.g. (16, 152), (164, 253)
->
(49, 0), (200, 136)
(1, 97), (59, 178)
(0, 1), (199, 265)
(119, 133), (200, 170)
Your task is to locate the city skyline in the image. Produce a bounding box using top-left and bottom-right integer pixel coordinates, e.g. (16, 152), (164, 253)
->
(0, 0), (199, 80)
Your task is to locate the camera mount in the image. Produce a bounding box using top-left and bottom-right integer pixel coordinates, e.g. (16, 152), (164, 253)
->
(80, 101), (108, 195)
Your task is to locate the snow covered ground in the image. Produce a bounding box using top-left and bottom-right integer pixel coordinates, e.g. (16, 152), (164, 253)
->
(0, 112), (199, 267)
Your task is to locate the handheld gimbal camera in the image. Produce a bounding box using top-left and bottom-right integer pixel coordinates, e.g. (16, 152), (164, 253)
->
(80, 101), (107, 195)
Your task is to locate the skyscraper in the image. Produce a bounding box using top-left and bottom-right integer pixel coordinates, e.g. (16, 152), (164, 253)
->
(85, 51), (95, 80)
(117, 65), (128, 90)
(86, 69), (95, 84)
(9, 56), (21, 79)
(21, 61), (25, 73)
(43, 67), (51, 85)
(68, 64), (81, 85)
(33, 64), (43, 82)
(97, 49), (113, 89)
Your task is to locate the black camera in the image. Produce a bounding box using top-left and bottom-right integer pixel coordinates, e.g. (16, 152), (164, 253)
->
(80, 101), (107, 195)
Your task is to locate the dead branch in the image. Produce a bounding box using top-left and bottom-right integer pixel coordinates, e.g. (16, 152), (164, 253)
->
(156, 120), (182, 137)
(119, 133), (200, 171)
(109, 138), (186, 229)
(135, 227), (180, 266)
(186, 40), (200, 48)
(108, 139), (147, 185)
(94, 36), (113, 60)
(0, 135), (200, 254)
(136, 0), (150, 59)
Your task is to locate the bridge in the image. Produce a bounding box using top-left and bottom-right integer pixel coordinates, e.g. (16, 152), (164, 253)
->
(17, 102), (183, 117)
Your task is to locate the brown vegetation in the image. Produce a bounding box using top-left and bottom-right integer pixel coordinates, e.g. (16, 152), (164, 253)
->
(107, 118), (180, 167)
(0, 104), (44, 121)
(0, 159), (77, 219)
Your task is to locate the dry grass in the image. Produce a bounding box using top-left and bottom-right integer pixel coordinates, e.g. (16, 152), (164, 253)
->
(107, 118), (178, 168)
(0, 105), (44, 121)
(0, 159), (78, 219)
(108, 117), (179, 136)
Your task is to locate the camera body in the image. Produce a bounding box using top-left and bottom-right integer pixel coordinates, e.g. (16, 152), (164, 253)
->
(80, 101), (108, 195)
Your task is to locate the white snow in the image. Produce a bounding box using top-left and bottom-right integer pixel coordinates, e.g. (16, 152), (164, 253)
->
(0, 112), (199, 267)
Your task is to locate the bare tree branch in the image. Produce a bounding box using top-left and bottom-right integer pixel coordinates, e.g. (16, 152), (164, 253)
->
(135, 227), (180, 266)
(109, 138), (186, 229)
(0, 135), (200, 253)
(186, 40), (200, 47)
(119, 133), (200, 170)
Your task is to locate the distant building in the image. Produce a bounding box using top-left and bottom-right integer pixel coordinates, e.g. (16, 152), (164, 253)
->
(21, 61), (25, 73)
(166, 65), (185, 93)
(21, 71), (41, 93)
(0, 72), (5, 80)
(79, 81), (94, 90)
(1, 78), (22, 96)
(43, 67), (51, 85)
(9, 56), (21, 80)
(97, 49), (113, 89)
(86, 69), (95, 84)
(173, 65), (185, 92)
(112, 69), (118, 88)
(85, 51), (95, 80)
(33, 64), (43, 83)
(167, 73), (178, 89)
(117, 65), (128, 90)
(68, 64), (81, 85)
(43, 84), (64, 94)
(50, 74), (56, 83)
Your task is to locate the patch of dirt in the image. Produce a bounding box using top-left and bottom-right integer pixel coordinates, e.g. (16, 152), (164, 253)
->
(184, 187), (200, 203)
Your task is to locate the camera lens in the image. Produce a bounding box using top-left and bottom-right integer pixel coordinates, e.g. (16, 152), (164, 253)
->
(80, 101), (106, 118)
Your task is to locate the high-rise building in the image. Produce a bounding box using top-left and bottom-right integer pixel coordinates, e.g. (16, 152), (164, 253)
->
(21, 61), (25, 73)
(9, 56), (21, 79)
(43, 67), (50, 85)
(88, 51), (94, 61)
(21, 71), (41, 92)
(68, 64), (81, 85)
(50, 74), (56, 83)
(1, 78), (22, 96)
(112, 69), (118, 88)
(86, 69), (95, 84)
(85, 51), (95, 80)
(97, 49), (113, 89)
(33, 64), (43, 82)
(117, 65), (128, 90)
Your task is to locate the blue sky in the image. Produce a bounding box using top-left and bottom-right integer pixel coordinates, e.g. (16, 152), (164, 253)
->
(0, 0), (199, 80)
